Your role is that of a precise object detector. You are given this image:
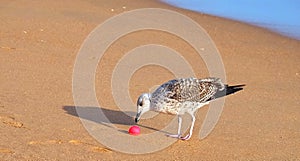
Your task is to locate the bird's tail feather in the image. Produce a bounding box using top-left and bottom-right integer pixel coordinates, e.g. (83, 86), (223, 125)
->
(209, 84), (245, 101)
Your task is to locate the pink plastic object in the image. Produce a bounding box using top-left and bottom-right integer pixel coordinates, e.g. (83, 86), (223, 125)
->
(128, 126), (140, 136)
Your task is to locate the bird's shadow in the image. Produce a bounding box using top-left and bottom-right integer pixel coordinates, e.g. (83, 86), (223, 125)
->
(62, 106), (168, 134)
(63, 106), (135, 125)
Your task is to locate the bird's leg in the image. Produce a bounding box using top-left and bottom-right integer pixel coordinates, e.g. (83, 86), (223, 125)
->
(180, 112), (196, 140)
(166, 115), (182, 138)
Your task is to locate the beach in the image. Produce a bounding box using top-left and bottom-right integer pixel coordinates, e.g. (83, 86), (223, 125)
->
(1, 0), (300, 160)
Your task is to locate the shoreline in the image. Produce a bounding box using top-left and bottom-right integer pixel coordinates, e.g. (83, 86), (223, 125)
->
(159, 0), (300, 41)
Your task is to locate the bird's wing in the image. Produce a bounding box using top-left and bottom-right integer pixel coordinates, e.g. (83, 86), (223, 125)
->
(160, 77), (224, 103)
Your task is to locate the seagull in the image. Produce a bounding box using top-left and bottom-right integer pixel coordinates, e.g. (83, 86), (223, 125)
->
(135, 77), (244, 140)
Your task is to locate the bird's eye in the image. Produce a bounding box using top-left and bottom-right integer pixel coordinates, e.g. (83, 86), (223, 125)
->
(139, 101), (143, 106)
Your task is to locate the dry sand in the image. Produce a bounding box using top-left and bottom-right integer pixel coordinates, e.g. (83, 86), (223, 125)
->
(1, 0), (300, 160)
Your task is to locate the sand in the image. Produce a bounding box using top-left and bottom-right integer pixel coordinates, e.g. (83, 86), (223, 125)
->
(1, 0), (300, 160)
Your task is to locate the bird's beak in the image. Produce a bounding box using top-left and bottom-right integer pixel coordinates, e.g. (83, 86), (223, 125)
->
(135, 112), (141, 123)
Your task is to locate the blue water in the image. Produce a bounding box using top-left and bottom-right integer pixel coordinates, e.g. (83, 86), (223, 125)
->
(162, 0), (300, 40)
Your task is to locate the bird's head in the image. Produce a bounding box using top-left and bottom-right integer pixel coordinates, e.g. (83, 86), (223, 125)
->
(135, 93), (151, 123)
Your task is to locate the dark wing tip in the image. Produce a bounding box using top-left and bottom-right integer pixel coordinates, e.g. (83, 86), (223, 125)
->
(225, 84), (245, 95)
(210, 84), (245, 100)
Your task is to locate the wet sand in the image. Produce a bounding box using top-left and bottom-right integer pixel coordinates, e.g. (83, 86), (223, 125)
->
(0, 0), (299, 160)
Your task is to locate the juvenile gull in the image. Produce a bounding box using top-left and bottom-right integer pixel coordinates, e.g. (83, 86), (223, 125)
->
(135, 77), (244, 140)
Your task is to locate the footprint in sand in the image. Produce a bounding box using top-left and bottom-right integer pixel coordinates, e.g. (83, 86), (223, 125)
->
(91, 147), (112, 153)
(28, 139), (112, 153)
(0, 148), (14, 154)
(68, 140), (112, 153)
(0, 115), (24, 128)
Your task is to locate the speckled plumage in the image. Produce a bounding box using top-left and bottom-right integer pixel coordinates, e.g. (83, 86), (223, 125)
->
(135, 77), (243, 140)
(150, 77), (224, 115)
